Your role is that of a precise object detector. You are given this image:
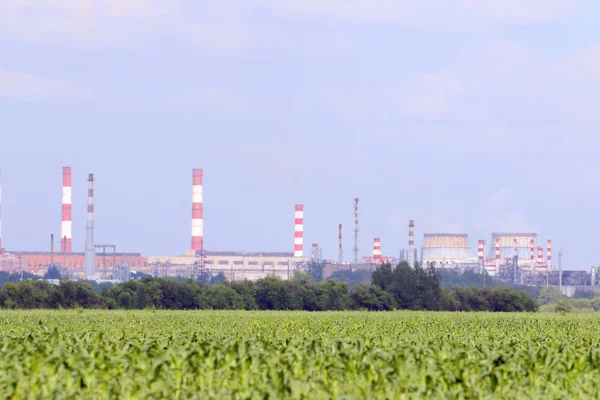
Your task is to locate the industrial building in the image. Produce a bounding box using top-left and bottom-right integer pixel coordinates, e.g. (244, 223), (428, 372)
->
(0, 167), (307, 281)
(420, 233), (478, 268)
(476, 233), (553, 283)
(1, 164), (598, 295)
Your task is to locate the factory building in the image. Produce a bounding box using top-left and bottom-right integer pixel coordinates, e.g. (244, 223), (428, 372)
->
(420, 233), (478, 268)
(3, 251), (148, 278)
(148, 250), (303, 281)
(146, 169), (307, 281)
(481, 233), (552, 281)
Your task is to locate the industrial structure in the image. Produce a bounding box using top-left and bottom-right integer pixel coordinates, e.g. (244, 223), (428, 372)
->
(84, 174), (95, 279)
(475, 233), (553, 284)
(61, 167), (72, 254)
(420, 233), (478, 268)
(1, 165), (599, 296)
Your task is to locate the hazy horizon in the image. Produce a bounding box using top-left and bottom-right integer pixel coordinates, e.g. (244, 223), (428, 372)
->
(2, 1), (599, 270)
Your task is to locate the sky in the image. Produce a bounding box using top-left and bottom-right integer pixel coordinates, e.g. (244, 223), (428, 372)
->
(1, 0), (599, 270)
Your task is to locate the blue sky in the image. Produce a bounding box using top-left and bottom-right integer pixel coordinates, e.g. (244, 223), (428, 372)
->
(1, 0), (599, 269)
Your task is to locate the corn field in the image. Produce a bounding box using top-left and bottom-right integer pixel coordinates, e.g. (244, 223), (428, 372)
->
(1, 310), (599, 399)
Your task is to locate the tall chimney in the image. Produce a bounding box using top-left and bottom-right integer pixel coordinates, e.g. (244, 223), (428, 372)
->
(477, 240), (484, 272)
(537, 245), (543, 267)
(84, 174), (95, 279)
(547, 239), (552, 270)
(311, 243), (318, 261)
(513, 237), (518, 258)
(408, 220), (415, 267)
(495, 237), (500, 273)
(61, 167), (72, 253)
(294, 204), (304, 257)
(530, 238), (535, 269)
(338, 223), (343, 264)
(191, 169), (204, 252)
(373, 238), (382, 264)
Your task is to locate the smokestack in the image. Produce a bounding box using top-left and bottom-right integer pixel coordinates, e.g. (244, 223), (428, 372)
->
(495, 237), (500, 273)
(338, 223), (343, 264)
(408, 220), (415, 267)
(61, 167), (72, 253)
(477, 240), (484, 272)
(537, 245), (543, 266)
(311, 243), (318, 261)
(191, 169), (204, 252)
(373, 238), (382, 264)
(294, 204), (304, 257)
(530, 239), (535, 269)
(84, 174), (95, 279)
(547, 240), (552, 270)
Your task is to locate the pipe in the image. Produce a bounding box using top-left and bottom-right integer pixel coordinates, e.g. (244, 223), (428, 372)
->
(61, 167), (72, 253)
(191, 169), (204, 252)
(294, 204), (304, 257)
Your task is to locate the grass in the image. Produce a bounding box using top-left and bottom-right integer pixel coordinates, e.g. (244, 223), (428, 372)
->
(1, 310), (600, 398)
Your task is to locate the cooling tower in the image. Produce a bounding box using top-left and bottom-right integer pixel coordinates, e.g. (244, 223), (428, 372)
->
(421, 233), (476, 267)
(491, 233), (537, 268)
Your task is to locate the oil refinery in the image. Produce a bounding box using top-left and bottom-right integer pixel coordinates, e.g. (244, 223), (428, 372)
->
(0, 166), (597, 296)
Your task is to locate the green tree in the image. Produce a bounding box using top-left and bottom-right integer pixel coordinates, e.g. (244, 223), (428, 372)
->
(44, 266), (62, 280)
(307, 262), (324, 282)
(556, 299), (573, 313)
(539, 287), (562, 306)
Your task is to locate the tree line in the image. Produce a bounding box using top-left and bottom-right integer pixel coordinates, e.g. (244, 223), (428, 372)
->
(0, 262), (537, 311)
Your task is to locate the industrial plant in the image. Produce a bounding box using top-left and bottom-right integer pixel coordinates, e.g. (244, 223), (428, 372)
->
(0, 166), (597, 296)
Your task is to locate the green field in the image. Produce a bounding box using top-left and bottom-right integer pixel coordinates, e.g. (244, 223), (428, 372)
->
(1, 311), (600, 399)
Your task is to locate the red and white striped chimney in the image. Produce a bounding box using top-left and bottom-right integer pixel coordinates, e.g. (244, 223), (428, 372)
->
(338, 223), (343, 264)
(61, 167), (72, 253)
(373, 238), (382, 263)
(477, 240), (484, 267)
(294, 204), (304, 257)
(495, 237), (500, 272)
(191, 169), (204, 252)
(529, 238), (535, 269)
(547, 239), (552, 270)
(513, 237), (518, 258)
(537, 245), (543, 267)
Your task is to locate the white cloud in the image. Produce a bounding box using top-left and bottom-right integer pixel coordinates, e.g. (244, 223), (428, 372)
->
(0, 0), (588, 51)
(320, 39), (600, 141)
(258, 0), (584, 28)
(0, 71), (82, 102)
